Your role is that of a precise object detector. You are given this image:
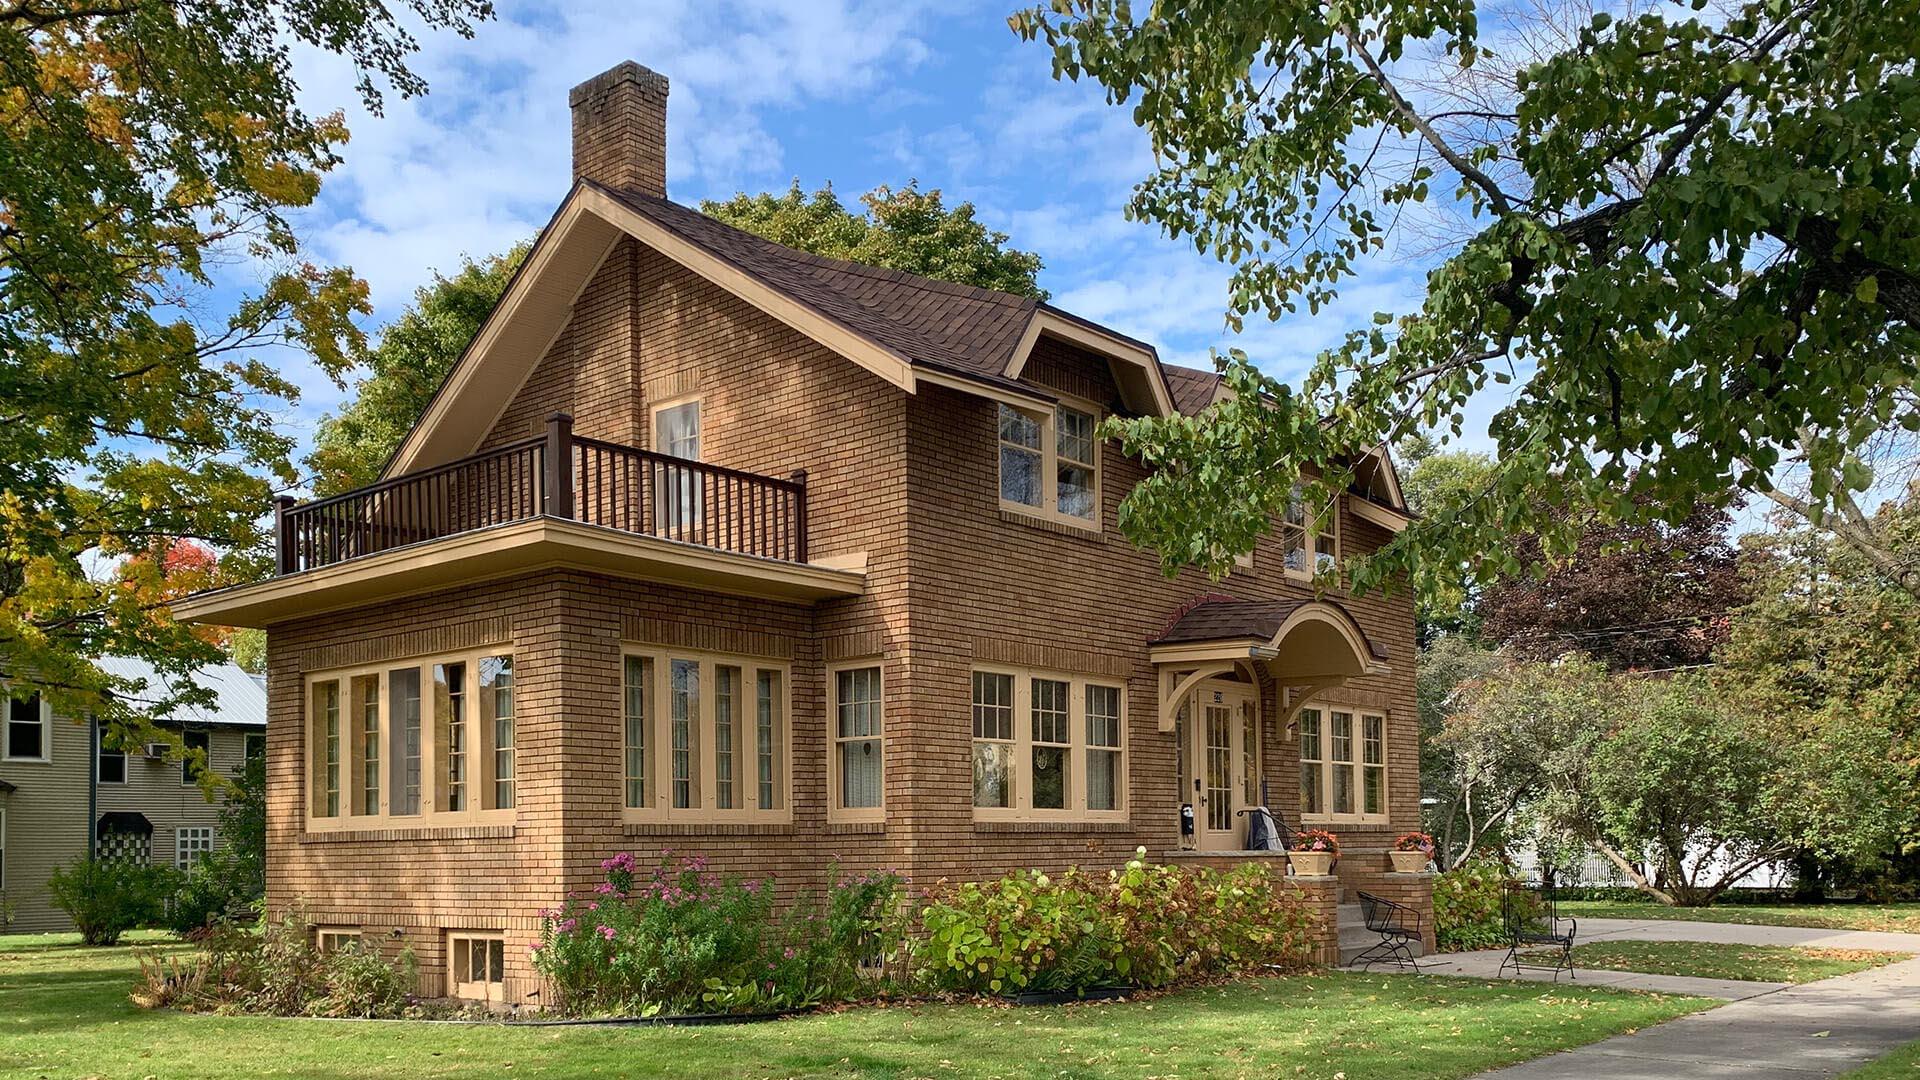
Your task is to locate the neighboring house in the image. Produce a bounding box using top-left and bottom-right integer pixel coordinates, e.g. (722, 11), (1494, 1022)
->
(0, 658), (266, 933)
(173, 61), (1425, 1004)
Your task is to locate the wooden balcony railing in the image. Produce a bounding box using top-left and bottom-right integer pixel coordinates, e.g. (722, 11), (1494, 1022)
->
(275, 413), (809, 574)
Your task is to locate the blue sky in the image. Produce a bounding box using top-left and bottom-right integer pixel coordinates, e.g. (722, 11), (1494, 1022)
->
(267, 0), (1438, 464)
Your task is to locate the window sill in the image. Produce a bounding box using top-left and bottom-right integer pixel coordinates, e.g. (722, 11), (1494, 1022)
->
(997, 507), (1103, 541)
(623, 820), (796, 837)
(973, 818), (1134, 834)
(300, 822), (515, 843)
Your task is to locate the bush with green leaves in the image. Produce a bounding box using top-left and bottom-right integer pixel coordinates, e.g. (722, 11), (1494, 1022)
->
(48, 857), (181, 945)
(1432, 859), (1516, 952)
(530, 851), (906, 1017)
(916, 848), (1319, 996)
(131, 910), (418, 1018)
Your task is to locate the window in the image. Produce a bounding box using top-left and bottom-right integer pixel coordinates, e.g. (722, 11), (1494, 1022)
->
(622, 648), (789, 822)
(970, 667), (1126, 820)
(652, 398), (703, 531)
(996, 401), (1100, 527)
(304, 648), (515, 832)
(312, 680), (341, 818)
(175, 826), (214, 870)
(449, 933), (506, 1002)
(180, 730), (211, 786)
(389, 666), (422, 815)
(832, 666), (883, 818)
(970, 672), (1014, 809)
(4, 693), (48, 762)
(316, 928), (361, 954)
(243, 732), (266, 766)
(97, 727), (127, 785)
(1298, 706), (1387, 823)
(1281, 486), (1340, 577)
(483, 655), (514, 810)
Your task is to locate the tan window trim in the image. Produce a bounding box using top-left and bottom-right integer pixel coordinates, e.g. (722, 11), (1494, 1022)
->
(303, 646), (516, 835)
(970, 664), (1128, 824)
(448, 931), (506, 1003)
(620, 644), (792, 825)
(828, 661), (885, 824)
(315, 927), (362, 954)
(1281, 487), (1341, 582)
(996, 393), (1104, 534)
(1298, 707), (1389, 826)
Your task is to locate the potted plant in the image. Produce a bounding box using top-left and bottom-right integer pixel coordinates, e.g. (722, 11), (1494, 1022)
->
(1290, 829), (1339, 876)
(1391, 832), (1435, 873)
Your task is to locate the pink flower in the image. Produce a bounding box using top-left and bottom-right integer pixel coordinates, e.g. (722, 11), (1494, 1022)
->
(594, 882), (616, 895)
(599, 925), (617, 941)
(558, 918), (577, 934)
(587, 901), (599, 912)
(782, 947), (796, 959)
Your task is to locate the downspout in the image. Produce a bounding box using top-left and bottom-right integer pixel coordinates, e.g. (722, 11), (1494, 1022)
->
(87, 712), (98, 860)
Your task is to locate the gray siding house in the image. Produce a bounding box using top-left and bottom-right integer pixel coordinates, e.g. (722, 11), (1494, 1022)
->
(0, 657), (266, 934)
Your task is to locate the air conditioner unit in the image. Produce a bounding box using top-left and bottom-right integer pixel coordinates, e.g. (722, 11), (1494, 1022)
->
(143, 742), (170, 760)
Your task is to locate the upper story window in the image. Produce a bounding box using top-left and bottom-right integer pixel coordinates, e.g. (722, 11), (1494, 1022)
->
(1281, 487), (1340, 578)
(305, 647), (515, 831)
(971, 667), (1126, 821)
(621, 646), (789, 824)
(652, 398), (703, 532)
(97, 727), (126, 784)
(997, 402), (1100, 529)
(3, 693), (49, 763)
(180, 730), (211, 786)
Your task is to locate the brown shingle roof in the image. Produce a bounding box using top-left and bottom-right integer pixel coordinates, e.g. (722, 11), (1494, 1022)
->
(595, 183), (1198, 414)
(1152, 596), (1389, 660)
(1163, 364), (1222, 414)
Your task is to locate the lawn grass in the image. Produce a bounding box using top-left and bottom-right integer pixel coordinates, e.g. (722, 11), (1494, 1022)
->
(1560, 940), (1906, 984)
(1844, 1038), (1920, 1077)
(1558, 901), (1920, 935)
(0, 942), (1713, 1080)
(0, 929), (176, 952)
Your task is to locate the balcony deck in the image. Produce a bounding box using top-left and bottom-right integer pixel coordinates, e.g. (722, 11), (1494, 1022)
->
(171, 414), (860, 628)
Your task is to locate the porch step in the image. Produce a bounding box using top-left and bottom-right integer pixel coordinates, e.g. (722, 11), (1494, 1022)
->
(1336, 902), (1427, 966)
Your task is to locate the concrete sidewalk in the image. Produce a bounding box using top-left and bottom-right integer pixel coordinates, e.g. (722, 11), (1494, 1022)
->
(1358, 917), (1920, 1077)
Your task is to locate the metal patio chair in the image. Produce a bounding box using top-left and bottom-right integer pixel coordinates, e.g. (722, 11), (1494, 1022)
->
(1497, 880), (1578, 981)
(1352, 891), (1425, 972)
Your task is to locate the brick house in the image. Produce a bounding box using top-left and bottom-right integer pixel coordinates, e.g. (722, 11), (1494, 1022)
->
(174, 61), (1428, 1003)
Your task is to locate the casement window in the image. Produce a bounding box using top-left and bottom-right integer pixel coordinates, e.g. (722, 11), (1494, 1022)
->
(1281, 487), (1340, 578)
(970, 667), (1127, 821)
(831, 665), (883, 820)
(652, 398), (703, 531)
(1298, 707), (1387, 823)
(622, 647), (788, 823)
(449, 933), (506, 1002)
(175, 826), (214, 870)
(180, 730), (211, 786)
(315, 928), (361, 954)
(997, 401), (1101, 528)
(304, 647), (516, 832)
(97, 727), (127, 785)
(3, 693), (49, 763)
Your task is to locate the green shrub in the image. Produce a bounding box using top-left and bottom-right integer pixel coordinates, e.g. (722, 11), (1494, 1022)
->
(915, 848), (1318, 996)
(1432, 858), (1513, 952)
(312, 940), (417, 1018)
(166, 847), (263, 936)
(530, 851), (907, 1017)
(130, 910), (419, 1018)
(48, 858), (181, 945)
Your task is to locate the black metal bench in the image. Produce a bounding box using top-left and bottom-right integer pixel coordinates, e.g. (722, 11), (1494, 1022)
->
(1353, 891), (1425, 971)
(1498, 881), (1578, 981)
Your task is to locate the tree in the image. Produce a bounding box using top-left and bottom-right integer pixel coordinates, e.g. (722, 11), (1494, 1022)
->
(307, 246), (530, 496)
(1, 0), (491, 745)
(1399, 434), (1495, 642)
(1477, 497), (1748, 671)
(308, 181), (1048, 494)
(1014, 0), (1920, 602)
(1416, 632), (1506, 866)
(701, 182), (1048, 300)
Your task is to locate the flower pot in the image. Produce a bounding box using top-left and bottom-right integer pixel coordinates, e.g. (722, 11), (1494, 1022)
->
(1390, 851), (1431, 873)
(1290, 851), (1335, 876)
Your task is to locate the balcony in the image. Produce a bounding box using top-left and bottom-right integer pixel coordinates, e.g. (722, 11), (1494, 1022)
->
(173, 414), (860, 629)
(275, 414), (810, 573)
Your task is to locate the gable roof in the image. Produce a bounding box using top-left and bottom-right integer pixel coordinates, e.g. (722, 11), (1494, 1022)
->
(385, 182), (1179, 478)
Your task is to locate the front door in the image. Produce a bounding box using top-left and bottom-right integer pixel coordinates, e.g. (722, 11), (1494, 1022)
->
(1188, 683), (1260, 851)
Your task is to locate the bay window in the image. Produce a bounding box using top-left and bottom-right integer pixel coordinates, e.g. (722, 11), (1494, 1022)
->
(304, 647), (515, 831)
(996, 401), (1101, 528)
(971, 666), (1126, 820)
(1298, 706), (1387, 823)
(623, 646), (789, 823)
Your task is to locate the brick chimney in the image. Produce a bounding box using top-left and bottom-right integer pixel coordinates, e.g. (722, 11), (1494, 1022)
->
(569, 61), (668, 196)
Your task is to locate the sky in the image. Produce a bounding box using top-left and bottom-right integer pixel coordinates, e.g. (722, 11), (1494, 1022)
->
(257, 0), (1445, 466)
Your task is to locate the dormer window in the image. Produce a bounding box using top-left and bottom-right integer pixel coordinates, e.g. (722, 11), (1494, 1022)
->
(997, 402), (1100, 528)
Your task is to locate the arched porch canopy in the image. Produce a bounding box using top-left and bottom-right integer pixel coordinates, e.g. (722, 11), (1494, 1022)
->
(1149, 597), (1390, 731)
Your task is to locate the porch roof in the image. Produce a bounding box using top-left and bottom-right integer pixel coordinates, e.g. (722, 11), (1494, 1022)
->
(1151, 597), (1389, 663)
